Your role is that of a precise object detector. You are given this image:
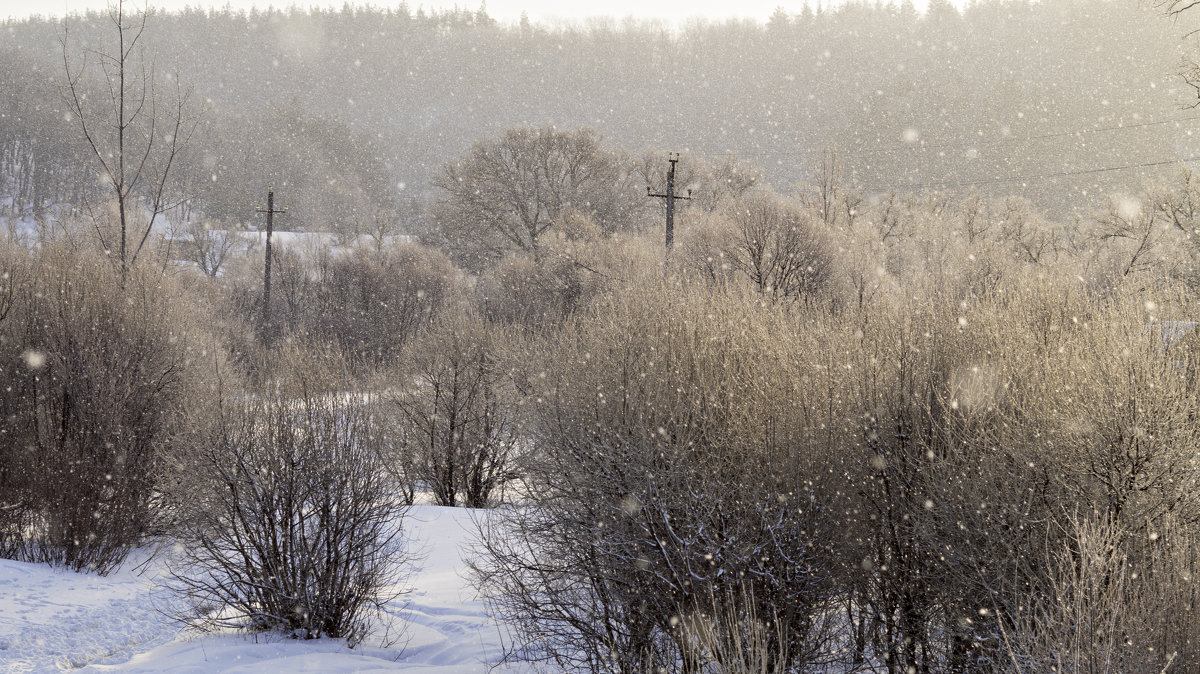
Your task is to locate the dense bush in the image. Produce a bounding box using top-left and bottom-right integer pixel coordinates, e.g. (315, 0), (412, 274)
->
(0, 243), (217, 573)
(472, 282), (846, 672)
(473, 228), (1200, 672)
(223, 240), (467, 375)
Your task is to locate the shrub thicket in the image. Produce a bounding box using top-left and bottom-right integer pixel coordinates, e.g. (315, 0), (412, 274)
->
(0, 243), (217, 573)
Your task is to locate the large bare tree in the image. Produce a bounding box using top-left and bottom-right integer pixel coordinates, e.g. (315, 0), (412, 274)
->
(718, 191), (836, 304)
(61, 0), (198, 282)
(431, 126), (637, 270)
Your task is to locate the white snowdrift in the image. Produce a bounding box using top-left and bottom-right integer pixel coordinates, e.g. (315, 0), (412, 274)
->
(0, 506), (531, 673)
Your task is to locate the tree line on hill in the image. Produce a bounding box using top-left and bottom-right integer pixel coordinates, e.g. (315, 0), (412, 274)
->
(2, 0), (1198, 235)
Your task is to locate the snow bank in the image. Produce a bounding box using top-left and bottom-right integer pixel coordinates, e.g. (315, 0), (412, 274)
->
(0, 506), (531, 673)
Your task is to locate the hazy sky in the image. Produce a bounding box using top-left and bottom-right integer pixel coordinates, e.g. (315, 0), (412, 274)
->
(4, 0), (945, 24)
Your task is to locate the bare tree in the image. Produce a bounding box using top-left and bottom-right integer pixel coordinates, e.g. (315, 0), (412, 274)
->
(718, 191), (836, 304)
(431, 126), (637, 270)
(800, 148), (859, 229)
(1089, 192), (1183, 283)
(993, 196), (1060, 265)
(1157, 1), (1200, 104)
(176, 217), (241, 277)
(1152, 170), (1200, 234)
(61, 0), (199, 282)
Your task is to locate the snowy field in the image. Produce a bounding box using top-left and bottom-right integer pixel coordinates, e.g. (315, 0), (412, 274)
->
(0, 506), (533, 673)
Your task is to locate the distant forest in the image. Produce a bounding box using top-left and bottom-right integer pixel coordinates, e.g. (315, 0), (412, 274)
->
(1, 0), (1198, 231)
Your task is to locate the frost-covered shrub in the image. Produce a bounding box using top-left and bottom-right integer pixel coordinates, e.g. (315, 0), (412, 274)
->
(707, 190), (837, 305)
(827, 274), (1200, 672)
(472, 282), (845, 673)
(474, 266), (1200, 672)
(167, 366), (408, 644)
(476, 223), (658, 330)
(222, 240), (467, 376)
(385, 311), (522, 508)
(0, 243), (215, 574)
(311, 242), (466, 371)
(999, 515), (1200, 674)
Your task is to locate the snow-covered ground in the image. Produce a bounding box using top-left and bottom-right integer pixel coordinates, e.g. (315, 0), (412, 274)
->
(0, 506), (532, 673)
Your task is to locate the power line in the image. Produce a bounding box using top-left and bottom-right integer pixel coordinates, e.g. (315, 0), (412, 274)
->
(863, 154), (1200, 192)
(846, 114), (1200, 159)
(717, 113), (1200, 163)
(702, 114), (1200, 194)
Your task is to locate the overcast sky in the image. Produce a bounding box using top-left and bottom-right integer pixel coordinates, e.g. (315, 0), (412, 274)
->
(4, 0), (945, 25)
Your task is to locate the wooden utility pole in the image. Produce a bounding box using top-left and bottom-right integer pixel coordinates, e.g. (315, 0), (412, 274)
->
(646, 152), (691, 255)
(257, 188), (286, 333)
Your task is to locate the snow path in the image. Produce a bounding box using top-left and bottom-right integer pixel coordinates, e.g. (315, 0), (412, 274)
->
(0, 506), (533, 673)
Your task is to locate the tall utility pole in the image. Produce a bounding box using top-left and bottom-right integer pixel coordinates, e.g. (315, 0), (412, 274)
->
(647, 152), (692, 255)
(257, 188), (286, 334)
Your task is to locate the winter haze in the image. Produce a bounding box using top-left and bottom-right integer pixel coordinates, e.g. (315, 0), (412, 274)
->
(6, 0), (1200, 672)
(8, 0), (964, 23)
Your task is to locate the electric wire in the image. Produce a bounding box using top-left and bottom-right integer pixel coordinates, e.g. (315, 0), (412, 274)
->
(862, 154), (1200, 192)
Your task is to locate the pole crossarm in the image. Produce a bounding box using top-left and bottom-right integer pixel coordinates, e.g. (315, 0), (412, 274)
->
(646, 152), (692, 255)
